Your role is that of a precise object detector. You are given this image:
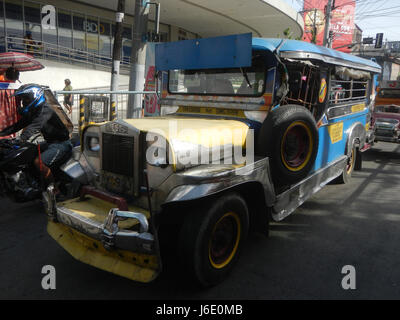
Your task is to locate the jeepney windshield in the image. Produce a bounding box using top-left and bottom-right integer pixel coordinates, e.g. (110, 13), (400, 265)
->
(168, 57), (267, 97)
(378, 89), (400, 98)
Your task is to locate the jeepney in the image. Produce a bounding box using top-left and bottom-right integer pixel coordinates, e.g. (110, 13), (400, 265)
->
(376, 80), (400, 107)
(44, 34), (381, 287)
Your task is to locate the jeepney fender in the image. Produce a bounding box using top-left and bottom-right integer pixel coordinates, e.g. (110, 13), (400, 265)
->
(345, 121), (367, 156)
(161, 157), (276, 208)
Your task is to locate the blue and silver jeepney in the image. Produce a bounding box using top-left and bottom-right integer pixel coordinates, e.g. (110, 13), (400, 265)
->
(46, 33), (381, 287)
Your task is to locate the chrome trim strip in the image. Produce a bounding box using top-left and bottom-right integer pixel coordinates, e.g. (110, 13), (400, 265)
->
(272, 155), (347, 221)
(279, 51), (381, 74)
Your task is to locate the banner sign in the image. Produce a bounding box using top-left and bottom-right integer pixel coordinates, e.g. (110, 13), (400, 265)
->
(303, 0), (356, 53)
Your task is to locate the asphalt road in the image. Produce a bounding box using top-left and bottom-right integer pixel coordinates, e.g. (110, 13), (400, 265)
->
(1, 141), (400, 300)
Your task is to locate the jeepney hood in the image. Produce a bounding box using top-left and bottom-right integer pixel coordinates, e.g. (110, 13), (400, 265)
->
(122, 116), (250, 171)
(123, 116), (249, 148)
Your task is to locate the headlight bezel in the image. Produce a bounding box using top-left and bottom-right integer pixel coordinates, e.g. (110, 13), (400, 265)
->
(84, 132), (101, 155)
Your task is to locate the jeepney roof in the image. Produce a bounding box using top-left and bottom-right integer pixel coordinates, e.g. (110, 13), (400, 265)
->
(252, 38), (381, 74)
(155, 33), (381, 74)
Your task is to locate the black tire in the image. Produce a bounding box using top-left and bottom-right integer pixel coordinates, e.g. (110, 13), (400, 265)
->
(334, 146), (357, 184)
(257, 104), (319, 187)
(178, 193), (249, 287)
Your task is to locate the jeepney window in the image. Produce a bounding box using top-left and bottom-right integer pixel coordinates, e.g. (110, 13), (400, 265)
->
(329, 68), (370, 105)
(168, 57), (266, 97)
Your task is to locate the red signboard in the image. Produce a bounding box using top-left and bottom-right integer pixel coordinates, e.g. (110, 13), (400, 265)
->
(303, 0), (356, 53)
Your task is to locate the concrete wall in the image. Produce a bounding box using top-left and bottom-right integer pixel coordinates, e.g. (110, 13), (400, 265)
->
(18, 59), (130, 91)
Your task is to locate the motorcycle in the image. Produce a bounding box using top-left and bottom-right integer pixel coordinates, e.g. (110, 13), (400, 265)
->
(0, 138), (85, 209)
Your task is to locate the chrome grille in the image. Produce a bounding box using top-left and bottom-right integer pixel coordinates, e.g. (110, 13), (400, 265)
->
(102, 133), (134, 176)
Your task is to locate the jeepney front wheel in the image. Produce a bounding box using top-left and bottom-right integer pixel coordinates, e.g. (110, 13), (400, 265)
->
(334, 146), (357, 184)
(178, 193), (249, 287)
(257, 104), (319, 187)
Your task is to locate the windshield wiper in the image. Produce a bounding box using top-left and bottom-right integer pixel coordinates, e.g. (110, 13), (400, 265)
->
(240, 67), (252, 88)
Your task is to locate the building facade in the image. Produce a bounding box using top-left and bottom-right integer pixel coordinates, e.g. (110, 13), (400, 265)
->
(0, 0), (303, 90)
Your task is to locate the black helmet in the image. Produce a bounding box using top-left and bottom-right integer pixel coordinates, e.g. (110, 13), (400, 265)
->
(14, 84), (46, 116)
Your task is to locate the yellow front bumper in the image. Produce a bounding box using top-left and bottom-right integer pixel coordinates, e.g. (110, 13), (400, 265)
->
(47, 196), (160, 283)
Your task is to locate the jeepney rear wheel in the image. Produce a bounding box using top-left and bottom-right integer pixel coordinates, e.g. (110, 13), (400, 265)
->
(178, 193), (249, 287)
(335, 146), (357, 184)
(257, 104), (319, 188)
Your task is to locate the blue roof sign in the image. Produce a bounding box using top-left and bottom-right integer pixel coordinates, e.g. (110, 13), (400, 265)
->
(155, 33), (252, 71)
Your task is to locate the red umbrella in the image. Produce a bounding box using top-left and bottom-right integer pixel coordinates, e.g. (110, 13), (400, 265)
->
(0, 52), (44, 72)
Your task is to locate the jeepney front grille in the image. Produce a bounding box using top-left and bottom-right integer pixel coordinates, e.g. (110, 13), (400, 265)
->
(102, 133), (134, 177)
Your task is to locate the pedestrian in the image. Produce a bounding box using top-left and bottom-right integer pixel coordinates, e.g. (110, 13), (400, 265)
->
(4, 67), (20, 82)
(23, 31), (35, 54)
(63, 79), (73, 115)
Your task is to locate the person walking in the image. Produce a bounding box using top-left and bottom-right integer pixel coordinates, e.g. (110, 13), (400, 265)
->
(63, 79), (73, 115)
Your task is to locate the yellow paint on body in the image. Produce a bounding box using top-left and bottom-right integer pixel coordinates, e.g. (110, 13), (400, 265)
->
(177, 106), (246, 118)
(351, 103), (365, 113)
(123, 117), (250, 148)
(327, 122), (344, 144)
(58, 195), (149, 228)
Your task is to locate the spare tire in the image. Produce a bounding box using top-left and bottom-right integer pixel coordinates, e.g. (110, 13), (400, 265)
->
(257, 104), (319, 187)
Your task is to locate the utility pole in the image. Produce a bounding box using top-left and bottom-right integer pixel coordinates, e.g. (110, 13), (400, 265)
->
(323, 0), (334, 48)
(312, 8), (317, 44)
(110, 0), (125, 121)
(127, 0), (150, 119)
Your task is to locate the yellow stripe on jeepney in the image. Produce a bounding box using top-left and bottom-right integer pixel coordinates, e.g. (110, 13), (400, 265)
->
(177, 106), (246, 118)
(351, 103), (366, 113)
(47, 221), (159, 283)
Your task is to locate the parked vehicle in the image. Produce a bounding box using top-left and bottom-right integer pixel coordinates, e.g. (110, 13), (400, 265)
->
(372, 104), (400, 143)
(376, 80), (400, 107)
(45, 34), (381, 287)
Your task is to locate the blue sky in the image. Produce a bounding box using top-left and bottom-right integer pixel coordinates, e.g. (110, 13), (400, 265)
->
(284, 0), (400, 41)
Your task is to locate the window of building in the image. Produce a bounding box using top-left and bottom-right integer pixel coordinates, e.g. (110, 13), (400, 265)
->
(72, 12), (86, 52)
(0, 3), (3, 38)
(5, 0), (23, 38)
(99, 19), (112, 58)
(86, 15), (99, 53)
(57, 9), (73, 49)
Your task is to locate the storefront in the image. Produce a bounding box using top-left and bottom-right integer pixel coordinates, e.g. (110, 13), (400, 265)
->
(0, 0), (179, 63)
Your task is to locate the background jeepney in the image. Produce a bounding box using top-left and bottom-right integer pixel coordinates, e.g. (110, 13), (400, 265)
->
(373, 81), (400, 143)
(46, 34), (381, 287)
(376, 80), (400, 107)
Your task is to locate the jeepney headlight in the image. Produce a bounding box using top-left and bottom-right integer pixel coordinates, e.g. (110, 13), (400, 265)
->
(88, 137), (100, 152)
